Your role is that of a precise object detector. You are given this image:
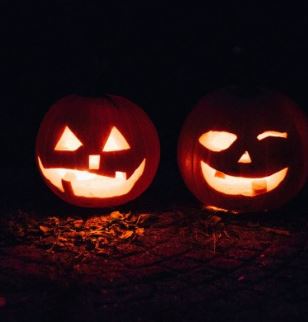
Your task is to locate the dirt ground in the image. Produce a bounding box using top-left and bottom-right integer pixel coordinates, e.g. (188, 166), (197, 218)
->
(1, 205), (308, 322)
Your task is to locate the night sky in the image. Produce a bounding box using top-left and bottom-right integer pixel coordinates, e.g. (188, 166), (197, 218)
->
(2, 2), (308, 208)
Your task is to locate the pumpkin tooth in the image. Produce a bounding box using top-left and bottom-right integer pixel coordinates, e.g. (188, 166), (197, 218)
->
(63, 172), (76, 181)
(215, 171), (226, 178)
(61, 178), (74, 196)
(115, 171), (127, 180)
(252, 179), (267, 194)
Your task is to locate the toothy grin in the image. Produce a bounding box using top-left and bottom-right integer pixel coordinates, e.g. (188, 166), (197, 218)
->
(201, 161), (288, 197)
(38, 157), (145, 198)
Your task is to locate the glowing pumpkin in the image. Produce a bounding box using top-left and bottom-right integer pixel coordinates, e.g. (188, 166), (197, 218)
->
(36, 95), (160, 207)
(178, 87), (308, 213)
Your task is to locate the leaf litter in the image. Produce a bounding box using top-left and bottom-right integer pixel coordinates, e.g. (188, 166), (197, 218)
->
(1, 210), (156, 258)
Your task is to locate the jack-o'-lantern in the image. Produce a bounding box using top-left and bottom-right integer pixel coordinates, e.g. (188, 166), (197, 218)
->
(178, 87), (308, 213)
(36, 95), (160, 207)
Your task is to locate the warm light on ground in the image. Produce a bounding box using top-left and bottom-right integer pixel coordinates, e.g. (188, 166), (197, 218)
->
(205, 205), (239, 214)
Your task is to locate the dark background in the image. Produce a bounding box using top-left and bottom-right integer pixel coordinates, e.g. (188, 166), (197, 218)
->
(2, 2), (308, 209)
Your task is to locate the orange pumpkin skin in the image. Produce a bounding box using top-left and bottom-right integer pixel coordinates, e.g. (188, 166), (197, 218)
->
(178, 88), (308, 213)
(36, 95), (160, 208)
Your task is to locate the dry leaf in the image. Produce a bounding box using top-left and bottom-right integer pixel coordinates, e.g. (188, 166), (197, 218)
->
(97, 248), (113, 256)
(120, 230), (134, 239)
(39, 225), (50, 234)
(209, 215), (222, 224)
(137, 213), (154, 226)
(262, 227), (290, 236)
(73, 220), (83, 228)
(135, 228), (145, 236)
(110, 211), (124, 220)
(47, 216), (60, 225)
(108, 228), (116, 236)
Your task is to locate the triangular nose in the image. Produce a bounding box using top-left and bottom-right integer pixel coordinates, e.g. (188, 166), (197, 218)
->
(238, 151), (252, 164)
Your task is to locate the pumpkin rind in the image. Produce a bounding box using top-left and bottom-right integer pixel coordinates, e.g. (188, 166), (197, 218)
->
(36, 95), (160, 208)
(178, 88), (308, 213)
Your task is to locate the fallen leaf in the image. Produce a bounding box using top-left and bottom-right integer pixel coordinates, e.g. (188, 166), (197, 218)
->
(110, 211), (124, 220)
(47, 216), (60, 225)
(135, 228), (145, 236)
(209, 215), (222, 224)
(73, 220), (84, 228)
(97, 248), (113, 256)
(39, 225), (50, 234)
(120, 230), (134, 239)
(262, 227), (290, 236)
(136, 213), (155, 226)
(124, 211), (132, 219)
(58, 236), (68, 242)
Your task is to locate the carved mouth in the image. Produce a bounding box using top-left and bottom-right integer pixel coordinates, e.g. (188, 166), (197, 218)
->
(200, 161), (288, 197)
(38, 157), (146, 198)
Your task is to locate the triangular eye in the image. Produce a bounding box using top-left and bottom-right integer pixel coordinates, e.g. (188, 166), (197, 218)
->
(103, 126), (130, 152)
(54, 126), (83, 151)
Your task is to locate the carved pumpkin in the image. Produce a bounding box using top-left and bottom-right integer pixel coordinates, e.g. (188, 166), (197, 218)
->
(36, 95), (160, 207)
(178, 88), (308, 213)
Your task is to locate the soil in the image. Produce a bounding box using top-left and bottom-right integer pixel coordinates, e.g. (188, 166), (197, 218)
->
(1, 205), (308, 322)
